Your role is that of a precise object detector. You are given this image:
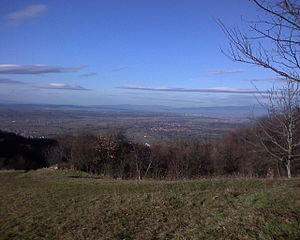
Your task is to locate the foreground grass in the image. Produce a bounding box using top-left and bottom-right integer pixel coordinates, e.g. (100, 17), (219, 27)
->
(0, 170), (300, 240)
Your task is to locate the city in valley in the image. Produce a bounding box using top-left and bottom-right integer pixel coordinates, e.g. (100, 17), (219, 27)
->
(0, 104), (253, 142)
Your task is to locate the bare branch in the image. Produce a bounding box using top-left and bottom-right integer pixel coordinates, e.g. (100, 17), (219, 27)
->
(218, 0), (300, 83)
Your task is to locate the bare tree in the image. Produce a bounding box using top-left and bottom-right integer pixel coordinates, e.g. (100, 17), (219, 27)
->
(131, 142), (152, 180)
(256, 80), (300, 178)
(219, 0), (300, 83)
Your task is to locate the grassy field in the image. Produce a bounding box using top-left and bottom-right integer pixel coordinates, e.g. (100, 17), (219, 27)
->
(0, 169), (300, 240)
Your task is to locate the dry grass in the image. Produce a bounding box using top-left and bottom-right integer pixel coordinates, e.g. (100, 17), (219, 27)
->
(0, 169), (300, 240)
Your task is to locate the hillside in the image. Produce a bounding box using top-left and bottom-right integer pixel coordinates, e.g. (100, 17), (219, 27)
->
(0, 130), (56, 170)
(1, 169), (300, 240)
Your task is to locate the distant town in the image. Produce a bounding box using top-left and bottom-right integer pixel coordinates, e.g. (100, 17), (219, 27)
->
(0, 104), (252, 142)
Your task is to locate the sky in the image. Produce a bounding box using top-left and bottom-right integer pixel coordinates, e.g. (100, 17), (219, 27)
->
(0, 0), (279, 107)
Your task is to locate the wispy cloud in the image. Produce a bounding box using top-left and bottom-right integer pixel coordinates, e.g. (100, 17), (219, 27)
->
(38, 83), (91, 91)
(0, 78), (25, 84)
(249, 77), (283, 82)
(112, 66), (127, 72)
(210, 69), (247, 75)
(0, 64), (85, 75)
(6, 4), (47, 25)
(118, 85), (258, 94)
(129, 95), (206, 104)
(79, 72), (97, 77)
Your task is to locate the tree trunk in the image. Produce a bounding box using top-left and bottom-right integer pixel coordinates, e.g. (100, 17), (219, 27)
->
(286, 161), (292, 178)
(276, 162), (281, 177)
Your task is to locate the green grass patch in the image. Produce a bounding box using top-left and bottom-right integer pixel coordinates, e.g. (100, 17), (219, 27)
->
(0, 169), (300, 240)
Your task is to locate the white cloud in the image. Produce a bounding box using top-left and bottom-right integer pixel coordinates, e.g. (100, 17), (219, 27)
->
(0, 64), (85, 74)
(249, 77), (283, 82)
(79, 72), (97, 77)
(6, 4), (47, 25)
(118, 85), (259, 94)
(0, 78), (25, 84)
(39, 83), (91, 91)
(210, 69), (247, 75)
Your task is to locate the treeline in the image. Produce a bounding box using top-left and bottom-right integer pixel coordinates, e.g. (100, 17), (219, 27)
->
(1, 113), (300, 178)
(0, 130), (56, 170)
(46, 121), (300, 178)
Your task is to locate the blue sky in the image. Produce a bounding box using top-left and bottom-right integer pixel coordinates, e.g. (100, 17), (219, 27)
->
(0, 0), (278, 107)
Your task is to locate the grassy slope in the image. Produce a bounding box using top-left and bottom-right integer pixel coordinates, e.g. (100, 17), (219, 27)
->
(0, 170), (300, 240)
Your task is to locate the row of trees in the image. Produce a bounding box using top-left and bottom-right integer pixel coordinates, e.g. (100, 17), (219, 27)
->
(48, 131), (216, 179)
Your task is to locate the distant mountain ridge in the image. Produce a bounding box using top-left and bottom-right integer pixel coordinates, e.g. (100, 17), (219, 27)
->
(0, 103), (265, 117)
